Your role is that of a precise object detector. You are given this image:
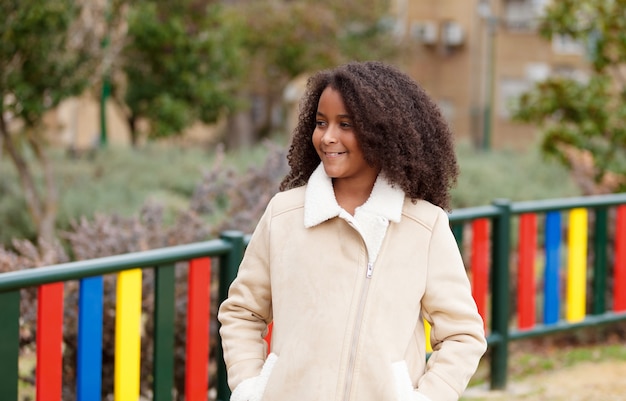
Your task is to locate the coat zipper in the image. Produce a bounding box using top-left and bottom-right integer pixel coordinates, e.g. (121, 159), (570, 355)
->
(342, 261), (374, 401)
(366, 262), (374, 278)
(340, 217), (376, 401)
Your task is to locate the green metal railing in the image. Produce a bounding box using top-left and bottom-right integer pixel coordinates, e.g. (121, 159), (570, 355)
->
(449, 193), (626, 389)
(1, 193), (626, 399)
(0, 231), (246, 401)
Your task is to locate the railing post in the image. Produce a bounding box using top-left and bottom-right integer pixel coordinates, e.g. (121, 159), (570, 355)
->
(593, 207), (608, 314)
(217, 231), (245, 401)
(153, 265), (175, 401)
(490, 199), (511, 390)
(0, 290), (19, 400)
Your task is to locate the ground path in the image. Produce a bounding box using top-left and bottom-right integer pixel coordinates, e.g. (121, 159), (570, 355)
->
(462, 359), (626, 400)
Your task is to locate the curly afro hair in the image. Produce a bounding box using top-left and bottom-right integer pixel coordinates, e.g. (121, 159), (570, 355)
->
(279, 61), (459, 210)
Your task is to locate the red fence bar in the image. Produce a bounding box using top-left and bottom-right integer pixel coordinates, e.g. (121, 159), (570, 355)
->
(517, 213), (537, 329)
(471, 218), (489, 329)
(614, 205), (626, 312)
(265, 322), (273, 354)
(186, 257), (211, 400)
(35, 282), (64, 401)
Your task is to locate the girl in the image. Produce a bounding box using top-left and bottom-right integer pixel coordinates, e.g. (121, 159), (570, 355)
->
(218, 61), (487, 401)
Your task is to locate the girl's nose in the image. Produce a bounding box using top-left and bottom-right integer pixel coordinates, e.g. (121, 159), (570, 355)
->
(322, 126), (338, 144)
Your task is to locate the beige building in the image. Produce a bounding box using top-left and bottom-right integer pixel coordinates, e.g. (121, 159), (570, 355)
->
(392, 0), (590, 150)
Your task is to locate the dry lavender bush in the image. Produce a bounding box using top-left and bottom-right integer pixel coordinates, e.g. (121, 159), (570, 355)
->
(190, 141), (289, 235)
(0, 141), (288, 400)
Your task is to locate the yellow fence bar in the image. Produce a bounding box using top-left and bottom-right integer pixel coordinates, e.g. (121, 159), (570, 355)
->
(114, 269), (143, 401)
(424, 319), (433, 353)
(566, 208), (587, 322)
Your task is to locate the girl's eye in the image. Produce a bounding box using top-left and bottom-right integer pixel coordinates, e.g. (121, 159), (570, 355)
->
(340, 121), (353, 129)
(315, 120), (327, 127)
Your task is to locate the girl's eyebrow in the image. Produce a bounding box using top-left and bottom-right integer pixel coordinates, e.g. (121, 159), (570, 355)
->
(316, 111), (352, 119)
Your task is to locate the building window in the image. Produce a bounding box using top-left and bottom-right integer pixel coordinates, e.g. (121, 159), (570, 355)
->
(552, 65), (589, 83)
(499, 78), (531, 119)
(552, 34), (585, 55)
(503, 0), (548, 32)
(499, 62), (549, 119)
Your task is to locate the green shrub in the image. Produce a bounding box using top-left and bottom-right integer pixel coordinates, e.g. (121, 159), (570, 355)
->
(1, 144), (217, 245)
(54, 145), (213, 226)
(452, 141), (581, 208)
(1, 140), (582, 247)
(0, 171), (36, 244)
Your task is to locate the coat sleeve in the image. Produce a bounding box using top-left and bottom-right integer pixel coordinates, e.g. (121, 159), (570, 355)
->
(417, 208), (488, 401)
(217, 199), (274, 391)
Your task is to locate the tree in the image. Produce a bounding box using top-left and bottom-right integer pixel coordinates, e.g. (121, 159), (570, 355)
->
(0, 0), (107, 243)
(114, 0), (400, 149)
(221, 0), (401, 148)
(118, 0), (245, 146)
(512, 0), (626, 194)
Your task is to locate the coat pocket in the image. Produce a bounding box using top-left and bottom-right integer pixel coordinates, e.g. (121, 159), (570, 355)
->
(391, 360), (433, 401)
(230, 353), (278, 401)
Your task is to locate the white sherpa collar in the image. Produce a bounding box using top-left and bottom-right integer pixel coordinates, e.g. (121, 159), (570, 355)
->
(304, 164), (405, 266)
(304, 163), (405, 228)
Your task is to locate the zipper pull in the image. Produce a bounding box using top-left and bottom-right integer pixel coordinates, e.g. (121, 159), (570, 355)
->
(366, 263), (373, 278)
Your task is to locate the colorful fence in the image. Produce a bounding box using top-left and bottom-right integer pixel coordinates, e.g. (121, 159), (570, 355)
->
(1, 194), (626, 400)
(0, 233), (244, 401)
(449, 193), (626, 388)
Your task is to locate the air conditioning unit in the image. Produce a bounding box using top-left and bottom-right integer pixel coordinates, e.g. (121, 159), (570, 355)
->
(410, 20), (438, 45)
(442, 21), (464, 47)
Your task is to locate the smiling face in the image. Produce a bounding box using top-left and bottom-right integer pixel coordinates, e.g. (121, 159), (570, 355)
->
(312, 86), (379, 190)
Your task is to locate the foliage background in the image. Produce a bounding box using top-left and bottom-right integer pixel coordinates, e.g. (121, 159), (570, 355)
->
(0, 140), (581, 247)
(512, 0), (626, 194)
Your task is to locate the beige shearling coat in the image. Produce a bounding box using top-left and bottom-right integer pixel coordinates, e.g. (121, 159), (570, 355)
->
(218, 165), (487, 401)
